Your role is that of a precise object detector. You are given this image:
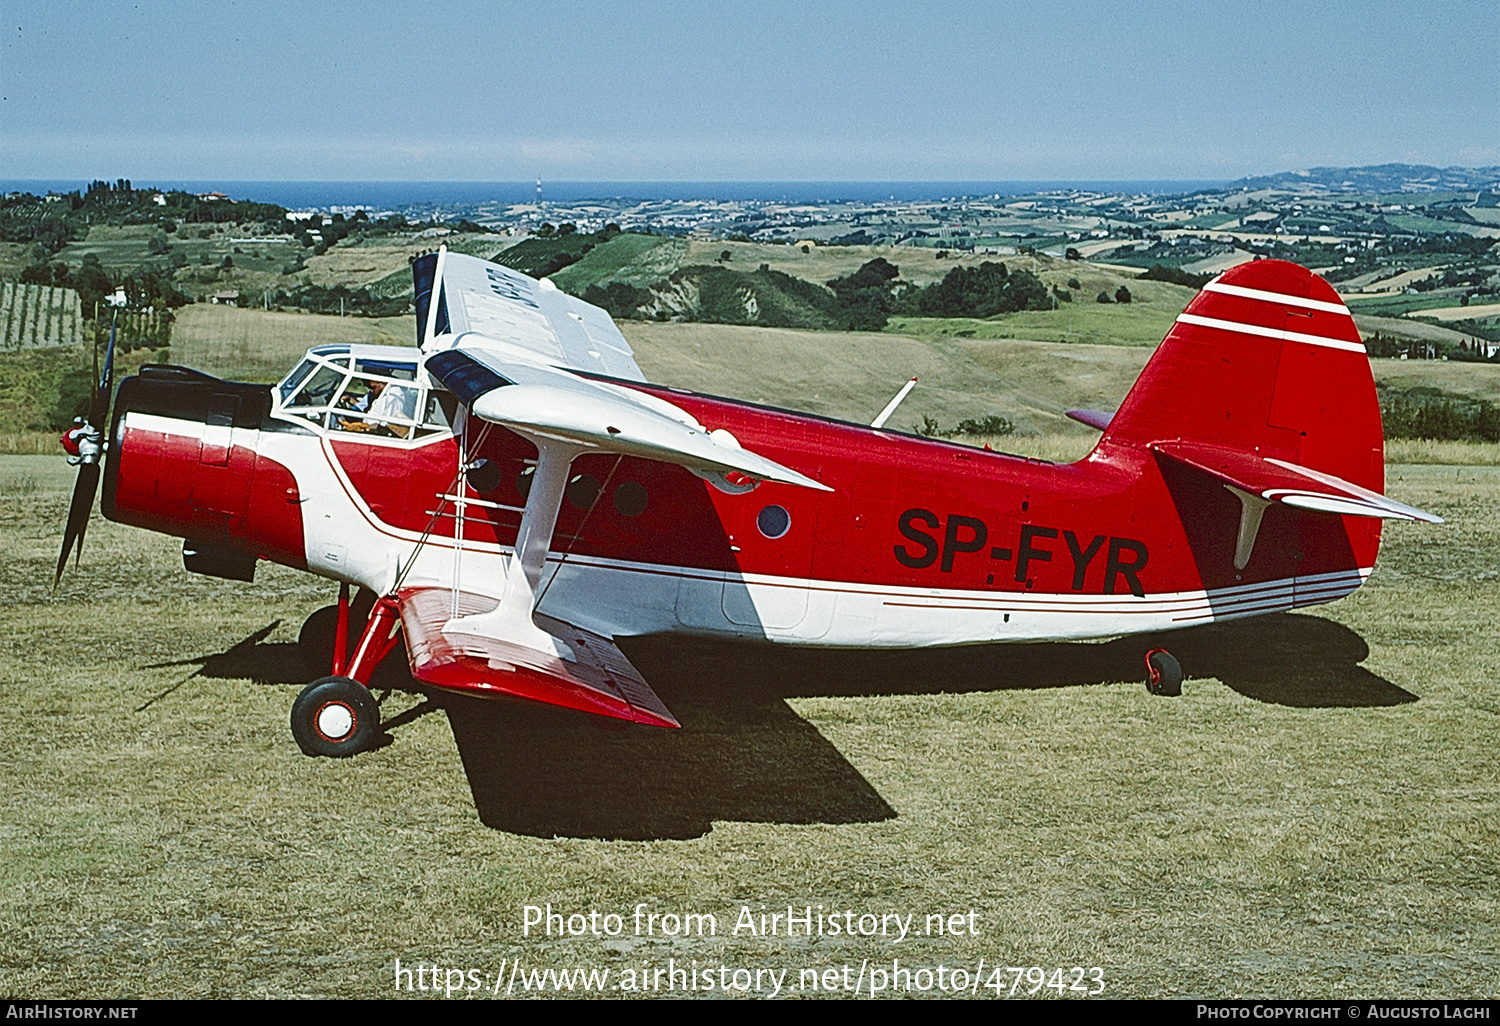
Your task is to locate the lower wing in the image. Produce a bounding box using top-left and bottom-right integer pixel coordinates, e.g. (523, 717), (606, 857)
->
(394, 586), (678, 728)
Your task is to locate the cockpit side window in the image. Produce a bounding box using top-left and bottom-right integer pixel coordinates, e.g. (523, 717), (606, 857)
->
(424, 391), (459, 429)
(328, 361), (427, 438)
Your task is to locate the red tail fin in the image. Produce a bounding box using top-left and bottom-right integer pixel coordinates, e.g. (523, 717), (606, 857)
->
(1102, 259), (1382, 493)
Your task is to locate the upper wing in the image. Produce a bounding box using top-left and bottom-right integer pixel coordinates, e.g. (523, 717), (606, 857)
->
(414, 249), (644, 381)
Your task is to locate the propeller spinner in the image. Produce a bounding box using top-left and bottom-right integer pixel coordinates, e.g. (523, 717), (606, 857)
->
(54, 315), (116, 587)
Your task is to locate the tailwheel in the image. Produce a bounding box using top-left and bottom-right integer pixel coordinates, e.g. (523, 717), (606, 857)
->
(1144, 649), (1183, 697)
(291, 677), (380, 757)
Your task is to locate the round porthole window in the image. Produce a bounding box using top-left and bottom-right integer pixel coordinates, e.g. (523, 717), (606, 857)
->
(757, 504), (791, 539)
(613, 481), (648, 517)
(567, 473), (601, 510)
(467, 458), (502, 494)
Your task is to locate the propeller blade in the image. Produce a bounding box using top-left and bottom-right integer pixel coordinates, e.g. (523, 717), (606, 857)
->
(54, 313), (114, 588)
(55, 463), (100, 588)
(90, 314), (116, 431)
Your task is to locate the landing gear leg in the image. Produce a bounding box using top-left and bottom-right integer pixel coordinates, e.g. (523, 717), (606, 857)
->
(298, 585), (378, 677)
(290, 595), (402, 757)
(1145, 648), (1183, 697)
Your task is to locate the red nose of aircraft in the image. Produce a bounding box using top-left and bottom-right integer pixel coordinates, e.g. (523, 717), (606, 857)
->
(103, 366), (307, 580)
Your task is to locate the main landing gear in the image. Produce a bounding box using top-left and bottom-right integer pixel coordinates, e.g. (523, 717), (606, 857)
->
(290, 583), (403, 757)
(1144, 648), (1183, 697)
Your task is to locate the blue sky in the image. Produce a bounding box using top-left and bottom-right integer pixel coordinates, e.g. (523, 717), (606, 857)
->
(2, 0), (1496, 182)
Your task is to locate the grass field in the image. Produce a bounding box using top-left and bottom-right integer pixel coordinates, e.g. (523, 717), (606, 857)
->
(620, 321), (1150, 437)
(1345, 294), (1473, 319)
(548, 234), (686, 291)
(171, 305), (414, 382)
(2, 455), (1495, 998)
(887, 302), (1179, 348)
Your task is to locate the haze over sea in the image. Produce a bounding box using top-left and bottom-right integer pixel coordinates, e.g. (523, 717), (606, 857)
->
(0, 180), (1229, 211)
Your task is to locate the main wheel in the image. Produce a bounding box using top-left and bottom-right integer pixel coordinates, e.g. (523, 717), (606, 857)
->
(297, 593), (374, 677)
(1145, 649), (1183, 697)
(291, 677), (380, 757)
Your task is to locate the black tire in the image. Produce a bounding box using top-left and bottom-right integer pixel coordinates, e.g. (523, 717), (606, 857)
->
(1146, 650), (1183, 697)
(291, 677), (379, 757)
(298, 594), (373, 677)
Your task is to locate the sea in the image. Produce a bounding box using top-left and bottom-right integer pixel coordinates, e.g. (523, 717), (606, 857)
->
(2, 179), (1229, 213)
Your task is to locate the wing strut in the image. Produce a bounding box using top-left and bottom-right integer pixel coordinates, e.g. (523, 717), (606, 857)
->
(441, 433), (584, 658)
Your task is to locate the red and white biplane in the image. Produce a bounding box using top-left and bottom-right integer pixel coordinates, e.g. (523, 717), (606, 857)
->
(57, 252), (1439, 756)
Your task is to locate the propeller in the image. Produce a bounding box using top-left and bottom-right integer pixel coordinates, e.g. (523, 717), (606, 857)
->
(54, 313), (116, 587)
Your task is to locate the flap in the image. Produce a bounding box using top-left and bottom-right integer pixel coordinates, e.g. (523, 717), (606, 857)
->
(1151, 440), (1441, 522)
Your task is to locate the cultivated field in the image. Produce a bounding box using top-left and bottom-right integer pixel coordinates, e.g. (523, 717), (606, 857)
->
(2, 455), (1495, 999)
(1413, 303), (1500, 322)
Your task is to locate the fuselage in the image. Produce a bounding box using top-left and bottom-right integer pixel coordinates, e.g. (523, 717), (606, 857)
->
(102, 343), (1378, 650)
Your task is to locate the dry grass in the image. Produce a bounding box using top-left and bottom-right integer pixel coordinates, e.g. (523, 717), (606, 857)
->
(1369, 357), (1500, 405)
(0, 432), (66, 455)
(1385, 439), (1500, 465)
(622, 321), (1150, 438)
(2, 457), (1496, 998)
(171, 305), (413, 382)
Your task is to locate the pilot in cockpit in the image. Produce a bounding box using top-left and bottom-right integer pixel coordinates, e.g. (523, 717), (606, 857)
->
(336, 378), (416, 437)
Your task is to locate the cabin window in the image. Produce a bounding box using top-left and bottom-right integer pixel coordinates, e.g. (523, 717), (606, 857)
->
(757, 504), (791, 539)
(614, 481), (648, 517)
(566, 474), (601, 510)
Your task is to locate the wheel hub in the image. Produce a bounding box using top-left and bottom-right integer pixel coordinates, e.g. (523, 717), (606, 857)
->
(315, 702), (355, 741)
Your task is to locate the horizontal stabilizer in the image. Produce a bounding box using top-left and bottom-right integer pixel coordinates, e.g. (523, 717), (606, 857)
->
(1066, 409), (1113, 431)
(427, 347), (831, 492)
(1152, 441), (1441, 522)
(396, 587), (679, 728)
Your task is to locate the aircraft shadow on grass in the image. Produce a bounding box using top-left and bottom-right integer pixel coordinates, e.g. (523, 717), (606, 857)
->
(163, 611), (1415, 841)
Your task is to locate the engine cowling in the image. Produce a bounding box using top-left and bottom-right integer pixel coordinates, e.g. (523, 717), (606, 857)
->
(103, 365), (307, 571)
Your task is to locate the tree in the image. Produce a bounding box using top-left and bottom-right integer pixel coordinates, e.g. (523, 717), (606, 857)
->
(1115, 285), (1132, 304)
(1065, 247), (1081, 260)
(827, 257), (902, 330)
(73, 255), (112, 312)
(1097, 290), (1114, 304)
(914, 262), (1049, 318)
